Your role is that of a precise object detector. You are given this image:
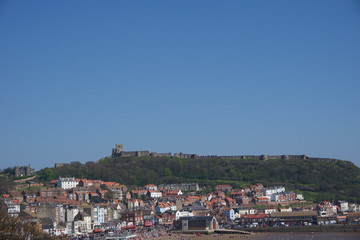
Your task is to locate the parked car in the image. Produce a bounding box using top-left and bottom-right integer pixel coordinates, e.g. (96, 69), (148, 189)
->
(250, 223), (259, 228)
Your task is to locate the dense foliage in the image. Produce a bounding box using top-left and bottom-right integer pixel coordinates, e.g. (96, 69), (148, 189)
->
(0, 176), (15, 193)
(37, 157), (360, 202)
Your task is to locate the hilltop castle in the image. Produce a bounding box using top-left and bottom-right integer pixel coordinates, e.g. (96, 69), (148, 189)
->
(13, 164), (35, 178)
(111, 144), (338, 163)
(112, 144), (198, 159)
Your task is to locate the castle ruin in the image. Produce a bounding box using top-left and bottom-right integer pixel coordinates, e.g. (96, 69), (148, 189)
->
(14, 164), (35, 178)
(111, 144), (338, 163)
(111, 144), (197, 159)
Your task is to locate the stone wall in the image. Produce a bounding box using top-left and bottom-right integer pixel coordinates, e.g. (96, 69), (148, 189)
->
(110, 144), (339, 163)
(150, 152), (172, 158)
(173, 153), (198, 159)
(199, 154), (338, 163)
(55, 163), (66, 168)
(119, 151), (150, 157)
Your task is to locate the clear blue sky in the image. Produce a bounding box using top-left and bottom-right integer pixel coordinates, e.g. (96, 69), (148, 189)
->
(1, 0), (359, 170)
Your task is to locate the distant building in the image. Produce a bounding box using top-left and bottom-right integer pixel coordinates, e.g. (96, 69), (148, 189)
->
(121, 209), (144, 226)
(215, 185), (233, 192)
(270, 211), (317, 224)
(112, 144), (150, 158)
(316, 202), (337, 217)
(57, 177), (78, 190)
(144, 184), (157, 191)
(263, 186), (285, 197)
(54, 163), (66, 168)
(173, 152), (198, 159)
(14, 165), (34, 178)
(338, 200), (349, 212)
(5, 200), (20, 217)
(296, 193), (304, 200)
(159, 183), (200, 192)
(173, 216), (218, 231)
(271, 192), (296, 202)
(111, 144), (198, 159)
(176, 210), (194, 220)
(147, 190), (162, 198)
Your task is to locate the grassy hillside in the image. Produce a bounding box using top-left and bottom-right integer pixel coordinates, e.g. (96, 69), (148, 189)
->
(38, 156), (360, 202)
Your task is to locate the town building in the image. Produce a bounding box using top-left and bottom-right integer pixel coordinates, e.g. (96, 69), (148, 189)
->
(270, 211), (317, 224)
(173, 216), (218, 231)
(57, 177), (78, 190)
(271, 192), (296, 202)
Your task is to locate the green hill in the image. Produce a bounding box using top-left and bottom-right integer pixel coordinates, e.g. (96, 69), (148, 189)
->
(38, 156), (360, 202)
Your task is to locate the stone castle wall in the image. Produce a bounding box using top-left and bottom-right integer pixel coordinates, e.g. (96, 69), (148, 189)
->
(120, 151), (150, 157)
(198, 154), (307, 160)
(150, 152), (172, 158)
(111, 144), (338, 163)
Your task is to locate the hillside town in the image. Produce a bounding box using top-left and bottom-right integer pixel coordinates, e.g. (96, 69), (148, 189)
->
(1, 176), (360, 238)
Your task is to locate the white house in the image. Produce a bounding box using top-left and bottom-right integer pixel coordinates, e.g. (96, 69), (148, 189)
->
(224, 209), (235, 221)
(148, 190), (162, 198)
(263, 186), (285, 197)
(271, 192), (296, 202)
(349, 203), (360, 212)
(234, 207), (258, 216)
(175, 210), (194, 220)
(57, 177), (78, 189)
(338, 201), (349, 212)
(93, 206), (105, 224)
(54, 223), (68, 236)
(73, 212), (92, 234)
(65, 206), (79, 222)
(279, 207), (292, 212)
(264, 208), (277, 214)
(81, 212), (92, 232)
(296, 193), (304, 200)
(237, 207), (250, 215)
(6, 201), (20, 217)
(234, 211), (241, 219)
(249, 208), (257, 215)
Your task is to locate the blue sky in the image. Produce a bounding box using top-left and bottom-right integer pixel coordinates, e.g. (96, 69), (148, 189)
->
(1, 0), (359, 170)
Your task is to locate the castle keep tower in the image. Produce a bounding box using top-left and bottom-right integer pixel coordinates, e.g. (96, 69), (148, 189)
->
(112, 144), (123, 157)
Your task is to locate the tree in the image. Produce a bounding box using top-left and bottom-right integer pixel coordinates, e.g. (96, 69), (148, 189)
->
(91, 196), (107, 203)
(41, 168), (54, 182)
(162, 168), (172, 178)
(105, 190), (115, 201)
(0, 176), (14, 193)
(3, 167), (14, 175)
(201, 168), (209, 180)
(129, 175), (138, 185)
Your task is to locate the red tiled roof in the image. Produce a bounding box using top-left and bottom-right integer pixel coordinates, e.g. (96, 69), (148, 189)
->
(103, 181), (119, 186)
(244, 213), (267, 219)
